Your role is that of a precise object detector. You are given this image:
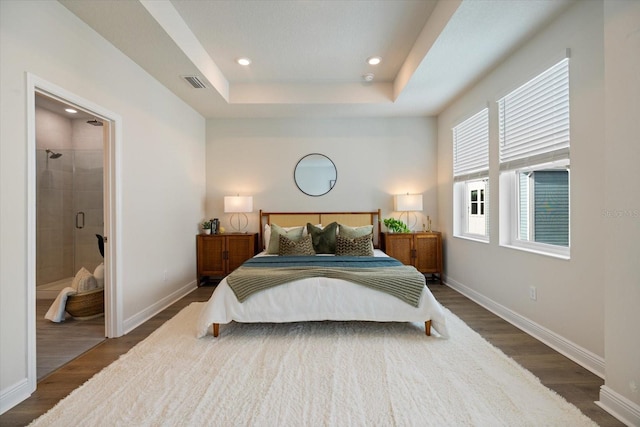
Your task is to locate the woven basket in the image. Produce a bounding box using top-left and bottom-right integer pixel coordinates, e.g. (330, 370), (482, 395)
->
(66, 287), (104, 319)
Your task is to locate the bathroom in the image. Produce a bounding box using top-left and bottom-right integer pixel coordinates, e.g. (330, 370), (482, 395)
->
(36, 94), (105, 296)
(35, 93), (105, 377)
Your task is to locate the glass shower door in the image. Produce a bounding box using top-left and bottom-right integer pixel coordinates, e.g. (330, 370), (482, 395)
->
(72, 149), (104, 274)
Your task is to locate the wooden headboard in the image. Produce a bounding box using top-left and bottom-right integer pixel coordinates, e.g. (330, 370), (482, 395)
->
(259, 209), (382, 249)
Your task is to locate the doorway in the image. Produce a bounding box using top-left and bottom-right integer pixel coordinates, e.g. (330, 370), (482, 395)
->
(34, 93), (107, 378)
(27, 74), (123, 391)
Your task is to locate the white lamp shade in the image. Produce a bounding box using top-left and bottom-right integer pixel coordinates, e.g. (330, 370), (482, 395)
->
(224, 196), (253, 213)
(395, 194), (423, 212)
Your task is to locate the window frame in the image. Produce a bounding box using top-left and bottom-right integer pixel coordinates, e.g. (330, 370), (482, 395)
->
(452, 108), (490, 243)
(454, 178), (490, 242)
(500, 159), (570, 259)
(497, 57), (570, 259)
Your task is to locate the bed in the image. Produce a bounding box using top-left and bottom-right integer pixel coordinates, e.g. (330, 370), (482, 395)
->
(196, 210), (449, 339)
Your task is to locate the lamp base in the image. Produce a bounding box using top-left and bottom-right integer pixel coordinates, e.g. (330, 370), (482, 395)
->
(229, 213), (249, 233)
(399, 212), (418, 231)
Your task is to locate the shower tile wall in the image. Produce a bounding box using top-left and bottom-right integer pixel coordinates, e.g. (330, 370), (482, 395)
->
(36, 148), (73, 285)
(36, 105), (104, 286)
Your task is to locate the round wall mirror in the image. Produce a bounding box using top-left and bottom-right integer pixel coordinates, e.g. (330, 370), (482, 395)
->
(294, 153), (337, 197)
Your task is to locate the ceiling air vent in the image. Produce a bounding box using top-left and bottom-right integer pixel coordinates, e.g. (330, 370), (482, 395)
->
(182, 75), (207, 89)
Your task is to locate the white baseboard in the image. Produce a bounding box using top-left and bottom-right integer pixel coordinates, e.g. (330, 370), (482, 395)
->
(123, 280), (197, 335)
(0, 378), (31, 415)
(444, 276), (605, 378)
(596, 386), (640, 427)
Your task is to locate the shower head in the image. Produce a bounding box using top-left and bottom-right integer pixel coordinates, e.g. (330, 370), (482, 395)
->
(46, 149), (62, 159)
(87, 118), (103, 126)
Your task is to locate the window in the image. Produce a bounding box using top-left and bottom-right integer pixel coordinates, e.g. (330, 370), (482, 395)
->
(499, 58), (570, 257)
(517, 169), (569, 246)
(465, 179), (489, 236)
(470, 185), (485, 216)
(453, 108), (489, 241)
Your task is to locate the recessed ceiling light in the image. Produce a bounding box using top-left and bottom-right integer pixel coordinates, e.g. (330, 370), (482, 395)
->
(236, 57), (252, 66)
(65, 108), (77, 114)
(362, 73), (375, 82)
(367, 56), (382, 66)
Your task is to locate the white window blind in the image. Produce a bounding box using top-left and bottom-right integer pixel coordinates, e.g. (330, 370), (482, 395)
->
(453, 108), (489, 181)
(499, 58), (569, 170)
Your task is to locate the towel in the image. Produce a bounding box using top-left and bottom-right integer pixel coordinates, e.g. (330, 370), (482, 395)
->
(45, 287), (77, 322)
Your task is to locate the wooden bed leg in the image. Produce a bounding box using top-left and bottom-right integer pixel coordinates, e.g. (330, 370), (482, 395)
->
(425, 320), (431, 336)
(213, 323), (219, 338)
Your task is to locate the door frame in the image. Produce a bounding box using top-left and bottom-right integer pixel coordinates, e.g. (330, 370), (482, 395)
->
(26, 73), (123, 389)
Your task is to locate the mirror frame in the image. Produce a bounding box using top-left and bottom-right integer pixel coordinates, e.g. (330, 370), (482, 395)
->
(294, 153), (337, 197)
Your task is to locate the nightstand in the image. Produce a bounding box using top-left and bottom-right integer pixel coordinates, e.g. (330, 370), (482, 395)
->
(381, 231), (442, 283)
(196, 233), (258, 285)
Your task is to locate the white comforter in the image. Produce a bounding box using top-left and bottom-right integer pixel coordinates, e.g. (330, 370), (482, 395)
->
(196, 250), (449, 338)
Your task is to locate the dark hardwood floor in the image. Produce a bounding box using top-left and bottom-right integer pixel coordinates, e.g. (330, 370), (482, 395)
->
(1, 284), (623, 426)
(428, 285), (622, 427)
(36, 298), (105, 380)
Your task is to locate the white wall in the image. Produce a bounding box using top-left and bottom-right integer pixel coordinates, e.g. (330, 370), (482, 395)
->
(0, 0), (205, 412)
(437, 1), (606, 367)
(601, 0), (640, 420)
(206, 117), (437, 234)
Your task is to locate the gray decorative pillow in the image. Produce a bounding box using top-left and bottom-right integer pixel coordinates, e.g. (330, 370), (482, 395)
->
(307, 222), (338, 254)
(335, 233), (374, 256)
(278, 234), (315, 256)
(267, 223), (304, 254)
(338, 223), (373, 239)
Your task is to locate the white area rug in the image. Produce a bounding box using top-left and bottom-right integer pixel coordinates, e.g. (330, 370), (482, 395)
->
(31, 303), (596, 426)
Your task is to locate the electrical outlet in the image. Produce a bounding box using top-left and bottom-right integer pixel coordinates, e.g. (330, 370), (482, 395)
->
(529, 286), (537, 301)
(163, 270), (167, 282)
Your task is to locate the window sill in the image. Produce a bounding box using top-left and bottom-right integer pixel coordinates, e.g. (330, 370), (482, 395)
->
(454, 234), (489, 244)
(500, 242), (570, 260)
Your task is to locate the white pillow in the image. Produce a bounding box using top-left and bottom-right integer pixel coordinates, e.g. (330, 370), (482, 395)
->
(72, 267), (99, 293)
(93, 263), (105, 288)
(263, 223), (271, 250)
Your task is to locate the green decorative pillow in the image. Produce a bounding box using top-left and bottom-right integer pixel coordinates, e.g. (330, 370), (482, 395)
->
(335, 233), (374, 256)
(278, 234), (315, 256)
(307, 222), (338, 254)
(267, 223), (304, 254)
(338, 223), (373, 239)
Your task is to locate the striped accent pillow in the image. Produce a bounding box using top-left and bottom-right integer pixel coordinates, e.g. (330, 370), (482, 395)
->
(278, 234), (316, 256)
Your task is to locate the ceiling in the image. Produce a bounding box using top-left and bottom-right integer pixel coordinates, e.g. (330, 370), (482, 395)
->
(36, 92), (95, 121)
(59, 0), (573, 119)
